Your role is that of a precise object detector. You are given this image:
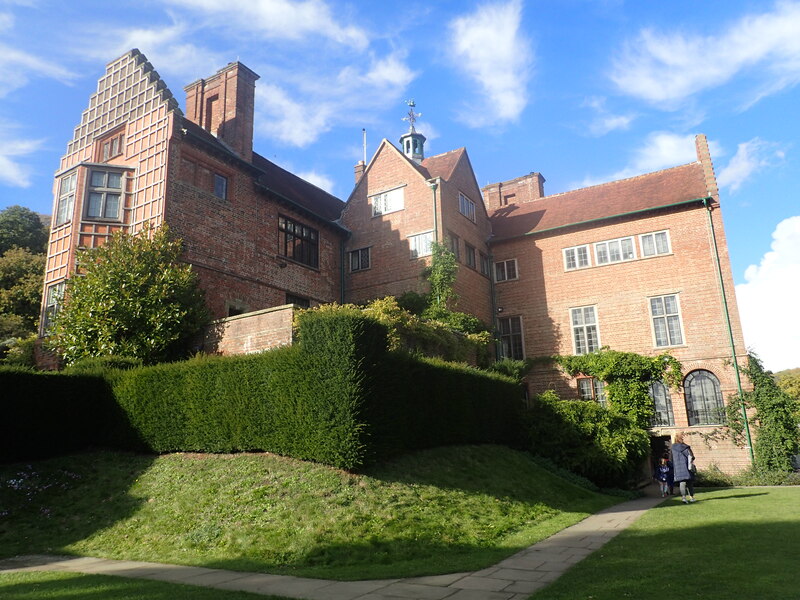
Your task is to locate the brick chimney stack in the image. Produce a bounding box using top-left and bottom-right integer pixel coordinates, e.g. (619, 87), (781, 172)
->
(481, 172), (546, 212)
(354, 160), (366, 183)
(184, 62), (260, 163)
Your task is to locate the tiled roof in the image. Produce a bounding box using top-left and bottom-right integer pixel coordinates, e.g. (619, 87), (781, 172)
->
(181, 119), (345, 222)
(417, 147), (466, 181)
(489, 162), (709, 241)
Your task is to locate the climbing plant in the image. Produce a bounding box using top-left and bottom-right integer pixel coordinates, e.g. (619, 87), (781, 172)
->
(726, 354), (800, 472)
(425, 242), (458, 309)
(557, 348), (683, 428)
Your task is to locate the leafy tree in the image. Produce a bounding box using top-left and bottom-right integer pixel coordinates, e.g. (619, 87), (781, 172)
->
(0, 246), (45, 334)
(775, 368), (800, 401)
(727, 355), (800, 472)
(0, 205), (48, 254)
(48, 226), (210, 365)
(425, 242), (458, 308)
(557, 348), (683, 428)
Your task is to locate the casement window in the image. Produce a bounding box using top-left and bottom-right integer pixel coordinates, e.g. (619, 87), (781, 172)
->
(494, 258), (518, 282)
(465, 243), (476, 269)
(86, 170), (123, 220)
(371, 186), (404, 216)
(578, 377), (606, 406)
(458, 192), (476, 221)
(498, 315), (524, 360)
(564, 245), (590, 270)
(55, 172), (76, 226)
(350, 247), (370, 272)
(650, 294), (684, 347)
(42, 281), (65, 333)
(571, 305), (600, 355)
(278, 215), (318, 268)
(640, 231), (671, 257)
(101, 132), (124, 161)
(409, 231), (433, 258)
(684, 370), (725, 425)
(286, 293), (310, 308)
(479, 252), (491, 276)
(214, 174), (228, 200)
(649, 381), (675, 427)
(447, 232), (461, 261)
(595, 236), (635, 265)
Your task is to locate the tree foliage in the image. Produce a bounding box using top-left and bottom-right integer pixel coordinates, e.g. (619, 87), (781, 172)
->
(425, 242), (458, 308)
(48, 226), (210, 365)
(727, 355), (800, 472)
(775, 368), (800, 402)
(0, 246), (45, 335)
(0, 205), (48, 254)
(557, 348), (683, 428)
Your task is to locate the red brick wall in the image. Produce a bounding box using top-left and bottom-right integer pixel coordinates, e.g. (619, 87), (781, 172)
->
(165, 140), (343, 319)
(203, 304), (294, 355)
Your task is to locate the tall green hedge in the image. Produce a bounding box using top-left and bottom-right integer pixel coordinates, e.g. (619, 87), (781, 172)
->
(523, 391), (650, 488)
(3, 310), (525, 469)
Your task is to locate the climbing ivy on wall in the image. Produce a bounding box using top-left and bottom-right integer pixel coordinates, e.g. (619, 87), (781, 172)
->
(726, 354), (800, 472)
(557, 349), (683, 428)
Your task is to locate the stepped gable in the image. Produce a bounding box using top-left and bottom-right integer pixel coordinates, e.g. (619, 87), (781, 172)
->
(63, 49), (180, 161)
(489, 162), (708, 241)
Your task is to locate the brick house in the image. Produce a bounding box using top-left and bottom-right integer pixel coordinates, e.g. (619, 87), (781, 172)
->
(40, 50), (751, 471)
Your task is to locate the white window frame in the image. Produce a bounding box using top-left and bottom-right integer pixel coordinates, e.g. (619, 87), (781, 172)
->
(578, 377), (606, 406)
(594, 236), (636, 265)
(570, 305), (600, 355)
(409, 231), (433, 259)
(494, 258), (518, 282)
(350, 247), (371, 272)
(371, 186), (405, 216)
(649, 294), (684, 347)
(86, 169), (123, 221)
(498, 315), (524, 360)
(458, 192), (476, 222)
(55, 172), (77, 226)
(640, 230), (671, 257)
(42, 280), (65, 333)
(563, 244), (591, 271)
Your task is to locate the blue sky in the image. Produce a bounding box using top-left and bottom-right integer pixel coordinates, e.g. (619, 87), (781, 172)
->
(1, 0), (798, 370)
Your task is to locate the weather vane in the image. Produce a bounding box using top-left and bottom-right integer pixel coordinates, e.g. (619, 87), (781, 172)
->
(402, 99), (421, 132)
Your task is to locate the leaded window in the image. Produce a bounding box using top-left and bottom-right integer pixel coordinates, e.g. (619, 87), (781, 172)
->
(684, 370), (725, 425)
(649, 381), (675, 426)
(498, 315), (524, 360)
(571, 306), (600, 355)
(279, 215), (318, 268)
(86, 169), (123, 220)
(650, 294), (684, 347)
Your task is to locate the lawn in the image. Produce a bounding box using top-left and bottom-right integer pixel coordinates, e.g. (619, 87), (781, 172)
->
(0, 445), (618, 580)
(0, 571), (291, 600)
(530, 486), (800, 600)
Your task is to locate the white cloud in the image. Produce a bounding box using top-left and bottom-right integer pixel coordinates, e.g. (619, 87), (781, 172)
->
(576, 132), (707, 188)
(164, 0), (368, 49)
(296, 170), (335, 195)
(583, 96), (635, 136)
(447, 0), (533, 126)
(256, 52), (416, 147)
(0, 122), (43, 187)
(717, 138), (787, 192)
(0, 44), (75, 98)
(735, 216), (800, 371)
(72, 22), (223, 83)
(610, 1), (800, 107)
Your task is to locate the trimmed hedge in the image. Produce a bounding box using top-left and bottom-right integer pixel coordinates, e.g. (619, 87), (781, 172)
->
(523, 391), (650, 488)
(2, 311), (525, 469)
(0, 367), (121, 462)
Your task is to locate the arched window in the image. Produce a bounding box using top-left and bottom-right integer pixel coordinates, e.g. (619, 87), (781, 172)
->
(684, 370), (725, 425)
(649, 381), (674, 427)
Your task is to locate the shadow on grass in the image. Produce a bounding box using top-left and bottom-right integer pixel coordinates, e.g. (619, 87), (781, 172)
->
(0, 451), (156, 560)
(532, 490), (800, 600)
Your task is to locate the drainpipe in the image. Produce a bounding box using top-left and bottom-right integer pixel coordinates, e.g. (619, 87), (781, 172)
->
(339, 237), (346, 304)
(703, 197), (754, 464)
(427, 178), (440, 242)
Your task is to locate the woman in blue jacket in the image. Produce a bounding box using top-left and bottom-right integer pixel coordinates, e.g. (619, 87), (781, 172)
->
(671, 432), (696, 503)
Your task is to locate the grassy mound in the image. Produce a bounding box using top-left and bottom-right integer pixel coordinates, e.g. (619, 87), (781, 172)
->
(0, 445), (618, 580)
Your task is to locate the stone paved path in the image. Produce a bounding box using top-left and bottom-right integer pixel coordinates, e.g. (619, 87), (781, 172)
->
(0, 490), (666, 599)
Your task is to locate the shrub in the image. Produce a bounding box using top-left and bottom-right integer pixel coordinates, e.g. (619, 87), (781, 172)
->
(522, 390), (650, 488)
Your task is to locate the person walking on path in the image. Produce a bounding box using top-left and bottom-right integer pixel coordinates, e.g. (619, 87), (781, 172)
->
(671, 432), (696, 503)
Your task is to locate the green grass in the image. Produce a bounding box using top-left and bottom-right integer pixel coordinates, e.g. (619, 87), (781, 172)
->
(530, 487), (800, 600)
(0, 445), (618, 580)
(0, 571), (290, 599)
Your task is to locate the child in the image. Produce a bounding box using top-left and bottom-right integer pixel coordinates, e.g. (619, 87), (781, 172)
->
(655, 455), (673, 497)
